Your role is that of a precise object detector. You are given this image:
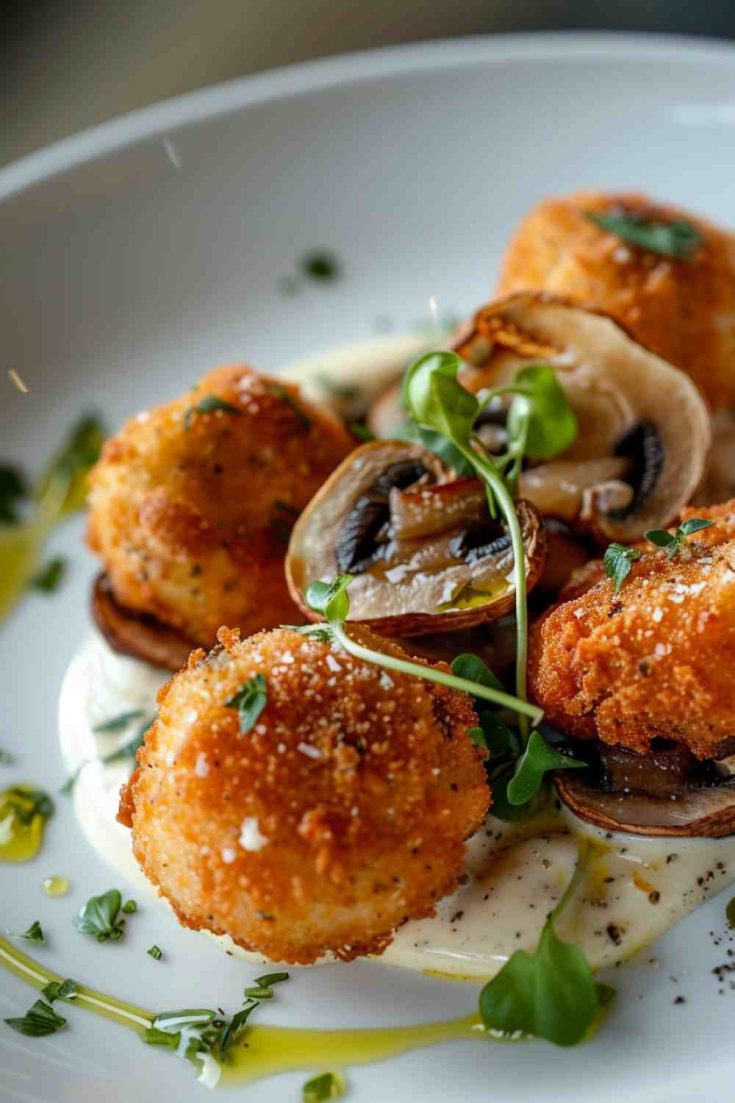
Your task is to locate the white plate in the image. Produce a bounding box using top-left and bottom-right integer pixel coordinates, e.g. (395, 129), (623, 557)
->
(2, 32), (735, 1103)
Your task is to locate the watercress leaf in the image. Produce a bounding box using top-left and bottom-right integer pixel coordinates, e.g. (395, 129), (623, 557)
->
(644, 529), (674, 548)
(8, 920), (45, 943)
(183, 395), (242, 431)
(403, 351), (478, 446)
(303, 1070), (348, 1102)
(218, 1003), (258, 1060)
(450, 653), (503, 693)
(479, 712), (519, 757)
(305, 575), (353, 622)
(678, 517), (713, 537)
(506, 364), (578, 461)
(0, 464), (27, 524)
(29, 556), (67, 593)
(396, 422), (475, 477)
(225, 674), (268, 734)
(479, 916), (600, 1046)
(506, 730), (586, 807)
(489, 770), (537, 823)
(4, 999), (67, 1037)
(73, 888), (125, 941)
(602, 542), (642, 593)
(586, 212), (702, 260)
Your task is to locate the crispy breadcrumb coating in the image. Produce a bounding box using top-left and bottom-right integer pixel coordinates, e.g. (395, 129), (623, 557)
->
(497, 190), (735, 408)
(87, 366), (353, 646)
(529, 501), (735, 760)
(119, 626), (489, 964)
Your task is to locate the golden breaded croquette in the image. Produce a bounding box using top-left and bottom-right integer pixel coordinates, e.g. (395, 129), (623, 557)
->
(119, 625), (489, 964)
(87, 366), (353, 647)
(497, 190), (735, 409)
(528, 500), (735, 760)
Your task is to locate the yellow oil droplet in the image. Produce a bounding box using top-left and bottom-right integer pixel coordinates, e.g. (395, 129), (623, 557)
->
(42, 875), (70, 897)
(0, 785), (52, 862)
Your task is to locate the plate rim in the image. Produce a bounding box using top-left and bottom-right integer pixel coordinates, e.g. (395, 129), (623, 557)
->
(2, 30), (735, 202)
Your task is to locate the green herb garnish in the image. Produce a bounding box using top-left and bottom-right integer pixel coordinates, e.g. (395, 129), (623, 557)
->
(183, 395), (242, 431)
(301, 251), (340, 282)
(8, 920), (45, 943)
(505, 730), (585, 806)
(42, 978), (78, 1003)
(603, 542), (642, 593)
(299, 576), (541, 725)
(29, 556), (67, 593)
(644, 517), (713, 560)
(4, 787), (54, 826)
(303, 1070), (348, 1102)
(147, 945), (163, 960)
(73, 889), (127, 942)
(270, 384), (311, 431)
(63, 711), (153, 793)
(121, 899), (137, 914)
(225, 674), (268, 734)
(587, 211), (702, 260)
(479, 856), (614, 1045)
(38, 414), (105, 517)
(0, 465), (27, 524)
(4, 998), (67, 1037)
(92, 709), (146, 734)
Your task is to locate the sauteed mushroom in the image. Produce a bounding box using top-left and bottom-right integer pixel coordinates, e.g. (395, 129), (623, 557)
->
(555, 752), (735, 838)
(287, 440), (546, 636)
(454, 292), (711, 543)
(92, 574), (194, 673)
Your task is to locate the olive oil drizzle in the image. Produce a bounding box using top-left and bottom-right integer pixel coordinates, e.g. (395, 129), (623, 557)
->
(0, 932), (487, 1088)
(0, 785), (53, 863)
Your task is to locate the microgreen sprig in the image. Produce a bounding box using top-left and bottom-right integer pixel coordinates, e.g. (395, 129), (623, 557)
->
(301, 576), (542, 726)
(604, 517), (714, 593)
(587, 211), (702, 260)
(73, 889), (128, 943)
(644, 517), (713, 559)
(403, 351), (576, 736)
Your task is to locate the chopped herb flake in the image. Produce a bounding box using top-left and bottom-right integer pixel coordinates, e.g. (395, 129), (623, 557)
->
(5, 998), (66, 1037)
(30, 556), (67, 593)
(8, 920), (45, 943)
(303, 1070), (347, 1102)
(147, 945), (163, 960)
(225, 675), (268, 734)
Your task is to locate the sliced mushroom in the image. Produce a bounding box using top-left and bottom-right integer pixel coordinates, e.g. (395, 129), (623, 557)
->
(92, 574), (195, 672)
(453, 293), (712, 543)
(286, 440), (546, 636)
(555, 740), (735, 837)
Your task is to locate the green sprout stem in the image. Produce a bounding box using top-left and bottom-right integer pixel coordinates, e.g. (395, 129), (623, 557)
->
(330, 623), (541, 726)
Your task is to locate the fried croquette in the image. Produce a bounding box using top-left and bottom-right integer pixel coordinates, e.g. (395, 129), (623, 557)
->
(87, 366), (353, 647)
(119, 625), (489, 964)
(529, 500), (735, 760)
(497, 190), (735, 409)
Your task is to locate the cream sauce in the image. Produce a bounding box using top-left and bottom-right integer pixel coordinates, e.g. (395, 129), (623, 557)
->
(58, 633), (735, 980)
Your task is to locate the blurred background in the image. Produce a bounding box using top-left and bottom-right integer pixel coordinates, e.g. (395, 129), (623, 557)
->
(4, 0), (735, 167)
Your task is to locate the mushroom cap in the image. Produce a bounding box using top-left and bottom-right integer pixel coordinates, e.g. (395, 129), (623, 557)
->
(91, 574), (194, 673)
(286, 439), (546, 636)
(454, 292), (712, 543)
(496, 190), (735, 409)
(556, 772), (735, 838)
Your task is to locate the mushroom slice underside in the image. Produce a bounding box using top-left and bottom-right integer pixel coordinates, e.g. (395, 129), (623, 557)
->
(555, 740), (735, 838)
(286, 440), (546, 636)
(92, 574), (195, 673)
(453, 292), (712, 543)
